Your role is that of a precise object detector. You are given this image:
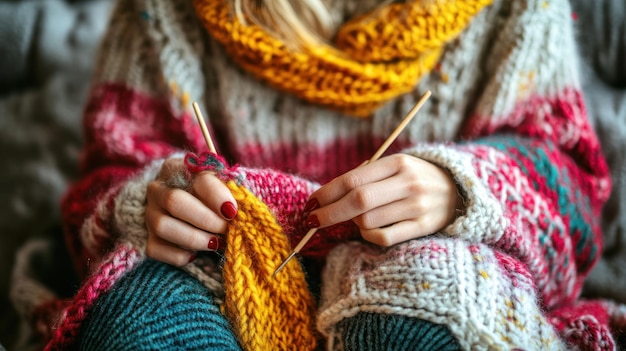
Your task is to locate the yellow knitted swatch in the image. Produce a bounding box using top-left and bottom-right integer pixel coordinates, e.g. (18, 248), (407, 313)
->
(193, 0), (492, 117)
(222, 180), (318, 351)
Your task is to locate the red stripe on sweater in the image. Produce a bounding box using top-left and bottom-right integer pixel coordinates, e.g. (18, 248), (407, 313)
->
(81, 83), (206, 172)
(463, 88), (609, 196)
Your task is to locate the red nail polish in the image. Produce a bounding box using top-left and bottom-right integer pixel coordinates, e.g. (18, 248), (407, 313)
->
(208, 237), (219, 250)
(306, 214), (320, 229)
(304, 198), (319, 212)
(217, 236), (226, 251)
(188, 254), (196, 263)
(221, 202), (237, 220)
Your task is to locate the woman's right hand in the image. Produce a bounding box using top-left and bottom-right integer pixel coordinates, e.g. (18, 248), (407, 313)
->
(145, 157), (238, 266)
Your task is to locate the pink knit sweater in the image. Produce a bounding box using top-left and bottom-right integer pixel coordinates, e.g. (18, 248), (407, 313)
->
(23, 0), (626, 349)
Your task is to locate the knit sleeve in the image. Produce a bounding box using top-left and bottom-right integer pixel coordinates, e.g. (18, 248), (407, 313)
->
(60, 0), (208, 279)
(404, 0), (610, 310)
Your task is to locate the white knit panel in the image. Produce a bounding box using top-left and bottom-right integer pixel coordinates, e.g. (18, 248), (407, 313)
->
(318, 239), (567, 351)
(94, 0), (166, 95)
(475, 0), (582, 120)
(143, 0), (206, 114)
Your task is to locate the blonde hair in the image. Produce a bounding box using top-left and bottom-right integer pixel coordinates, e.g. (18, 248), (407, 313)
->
(232, 0), (336, 49)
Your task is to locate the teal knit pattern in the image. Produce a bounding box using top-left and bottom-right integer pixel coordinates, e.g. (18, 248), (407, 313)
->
(77, 259), (243, 351)
(338, 312), (461, 351)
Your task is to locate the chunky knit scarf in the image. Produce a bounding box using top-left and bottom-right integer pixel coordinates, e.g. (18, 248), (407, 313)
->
(193, 0), (493, 117)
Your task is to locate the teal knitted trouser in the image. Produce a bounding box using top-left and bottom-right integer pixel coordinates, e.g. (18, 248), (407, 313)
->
(77, 259), (243, 350)
(339, 313), (461, 350)
(78, 259), (460, 350)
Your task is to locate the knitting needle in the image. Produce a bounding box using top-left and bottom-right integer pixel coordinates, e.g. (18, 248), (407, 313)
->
(193, 102), (217, 154)
(272, 90), (432, 278)
(189, 102), (223, 264)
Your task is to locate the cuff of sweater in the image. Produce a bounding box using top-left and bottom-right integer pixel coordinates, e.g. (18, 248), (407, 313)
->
(317, 238), (566, 350)
(403, 144), (508, 244)
(112, 153), (185, 252)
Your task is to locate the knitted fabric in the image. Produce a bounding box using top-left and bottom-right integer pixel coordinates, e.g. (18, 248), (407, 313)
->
(338, 312), (461, 351)
(77, 259), (242, 351)
(186, 153), (319, 351)
(12, 0), (626, 350)
(45, 245), (143, 350)
(193, 0), (492, 117)
(318, 238), (568, 350)
(43, 154), (320, 350)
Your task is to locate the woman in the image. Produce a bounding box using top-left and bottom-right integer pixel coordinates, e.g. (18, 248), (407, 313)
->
(24, 0), (626, 349)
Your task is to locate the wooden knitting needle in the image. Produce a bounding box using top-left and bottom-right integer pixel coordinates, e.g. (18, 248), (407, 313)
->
(272, 90), (432, 278)
(193, 102), (217, 154)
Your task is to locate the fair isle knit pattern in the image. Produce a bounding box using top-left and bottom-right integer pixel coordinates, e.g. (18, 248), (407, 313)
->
(318, 239), (566, 350)
(12, 0), (626, 350)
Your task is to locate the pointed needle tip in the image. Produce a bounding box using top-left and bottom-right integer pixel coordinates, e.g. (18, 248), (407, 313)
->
(272, 252), (296, 279)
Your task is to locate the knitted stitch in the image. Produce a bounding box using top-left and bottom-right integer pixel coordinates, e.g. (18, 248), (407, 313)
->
(193, 0), (492, 117)
(15, 0), (626, 350)
(77, 259), (242, 351)
(317, 239), (569, 350)
(42, 153), (321, 350)
(46, 245), (142, 350)
(338, 312), (461, 351)
(186, 153), (319, 351)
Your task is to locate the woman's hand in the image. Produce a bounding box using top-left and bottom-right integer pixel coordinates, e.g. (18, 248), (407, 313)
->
(305, 154), (463, 247)
(145, 157), (238, 266)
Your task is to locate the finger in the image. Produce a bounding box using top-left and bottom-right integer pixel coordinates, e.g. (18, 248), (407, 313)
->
(309, 176), (410, 228)
(351, 198), (421, 230)
(191, 172), (238, 220)
(309, 158), (398, 207)
(146, 234), (196, 267)
(359, 220), (430, 247)
(146, 206), (224, 252)
(150, 182), (228, 234)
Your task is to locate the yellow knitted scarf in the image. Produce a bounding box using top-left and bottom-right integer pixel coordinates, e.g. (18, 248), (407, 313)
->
(223, 181), (318, 351)
(193, 0), (492, 117)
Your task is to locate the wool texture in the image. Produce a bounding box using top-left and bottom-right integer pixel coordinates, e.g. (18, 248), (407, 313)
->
(45, 245), (143, 350)
(12, 0), (626, 350)
(187, 153), (319, 351)
(193, 0), (492, 117)
(338, 312), (461, 350)
(77, 259), (242, 351)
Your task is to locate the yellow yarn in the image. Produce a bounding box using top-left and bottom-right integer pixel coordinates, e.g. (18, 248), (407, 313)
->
(193, 0), (492, 117)
(222, 181), (318, 351)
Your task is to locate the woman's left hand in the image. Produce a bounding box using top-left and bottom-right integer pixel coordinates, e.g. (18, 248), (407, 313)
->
(305, 153), (463, 247)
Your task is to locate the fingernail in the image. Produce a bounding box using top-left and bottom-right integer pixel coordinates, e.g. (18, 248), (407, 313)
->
(304, 198), (319, 212)
(208, 237), (219, 250)
(217, 236), (226, 251)
(305, 214), (320, 229)
(188, 254), (196, 263)
(221, 202), (237, 220)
